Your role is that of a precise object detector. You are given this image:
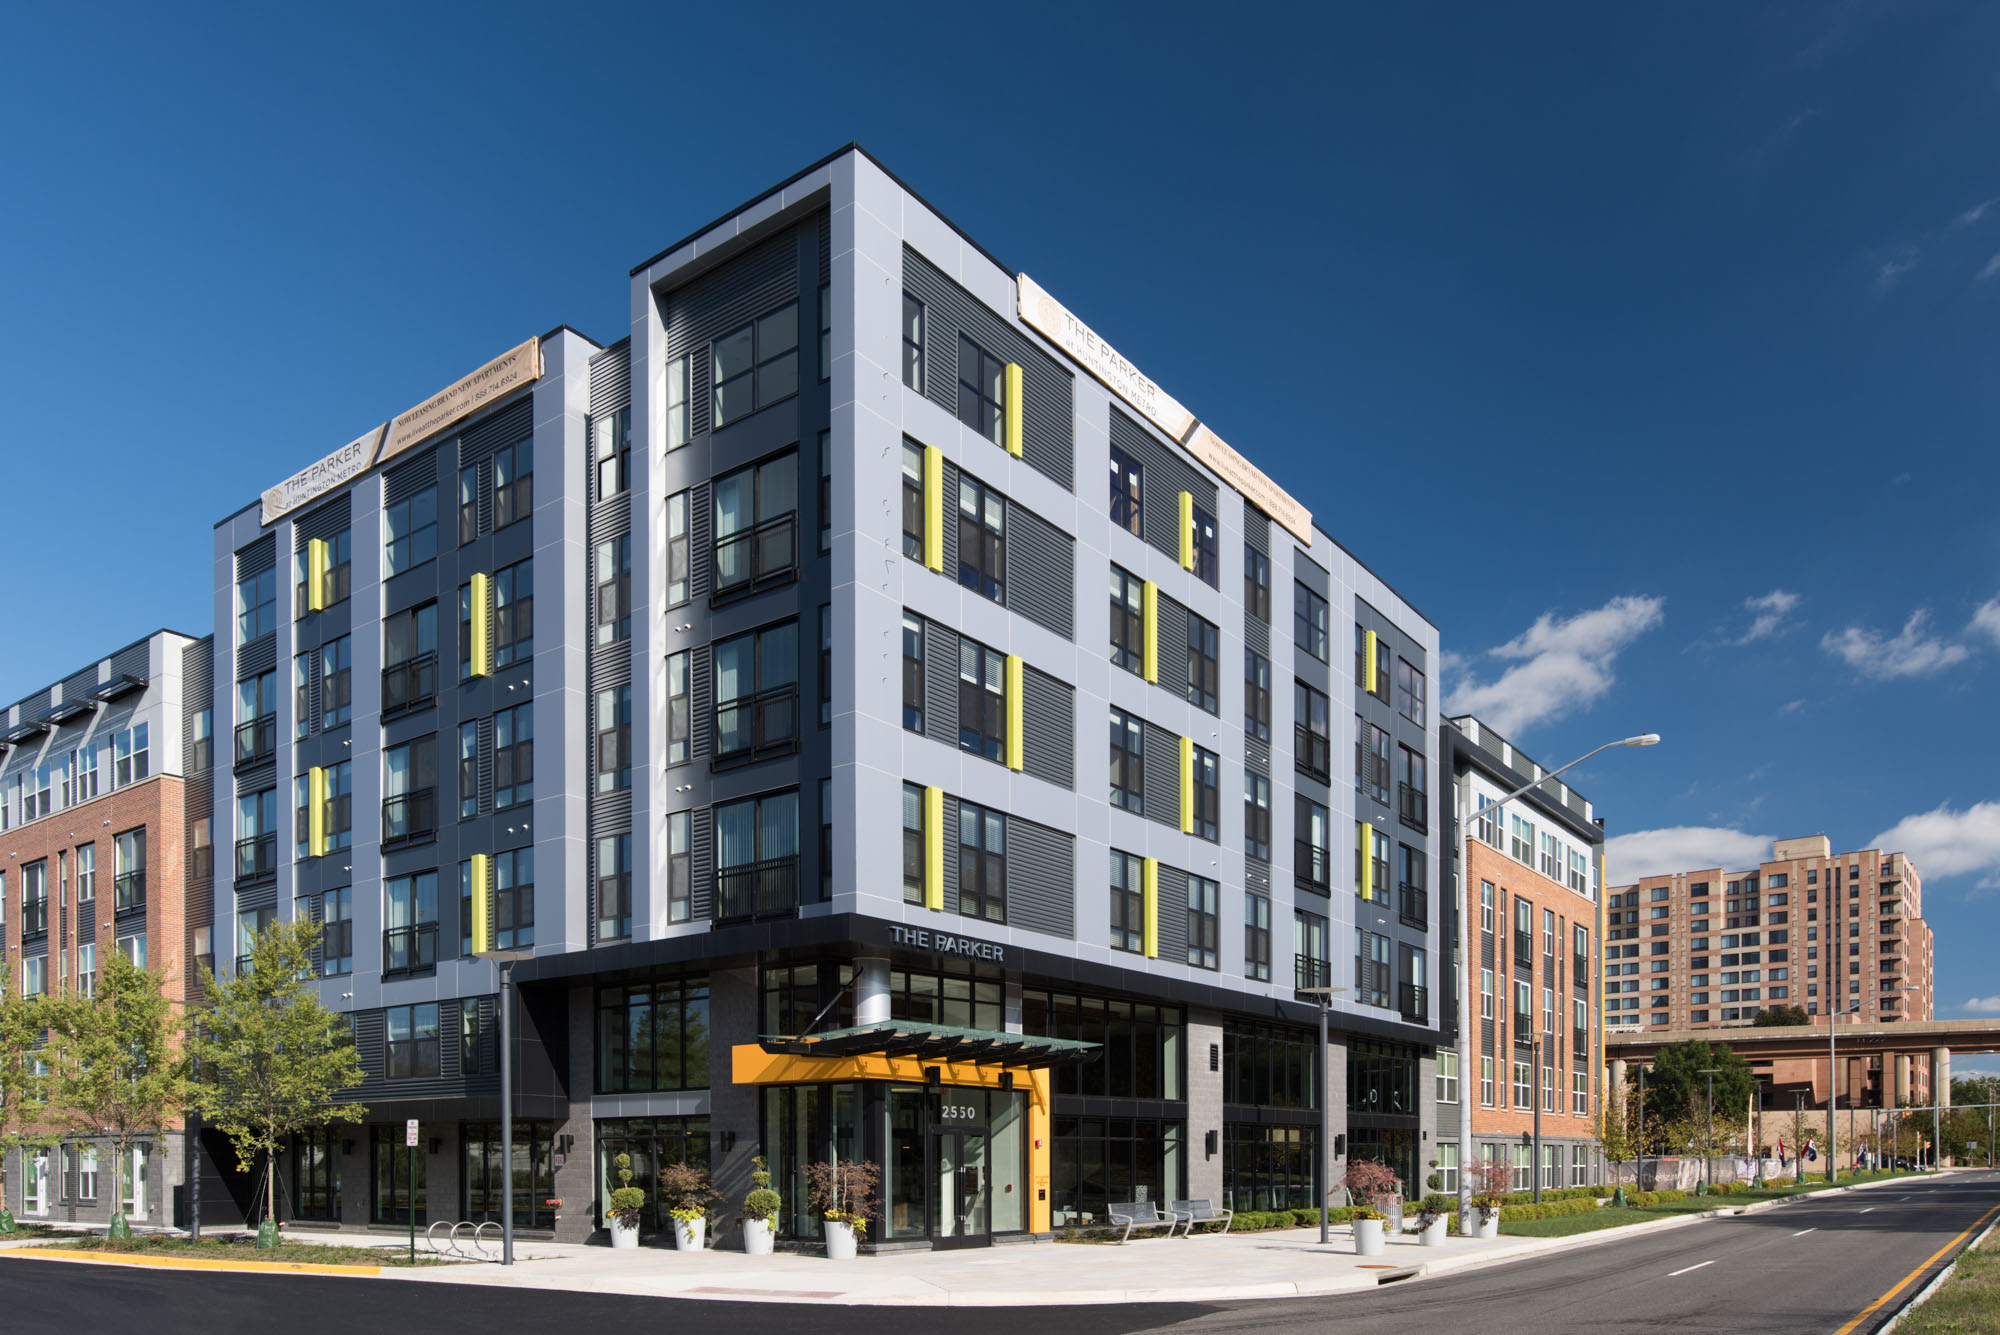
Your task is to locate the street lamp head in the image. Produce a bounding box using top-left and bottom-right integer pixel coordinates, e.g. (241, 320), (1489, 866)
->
(1298, 986), (1349, 1000)
(1622, 734), (1662, 748)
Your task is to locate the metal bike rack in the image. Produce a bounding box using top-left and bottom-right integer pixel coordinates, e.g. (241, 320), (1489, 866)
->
(425, 1219), (504, 1262)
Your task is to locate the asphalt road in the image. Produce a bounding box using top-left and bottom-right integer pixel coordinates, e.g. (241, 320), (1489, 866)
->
(2, 1172), (1993, 1335)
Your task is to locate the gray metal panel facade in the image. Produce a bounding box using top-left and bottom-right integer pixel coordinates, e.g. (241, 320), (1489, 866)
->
(1006, 502), (1074, 640)
(1006, 815), (1074, 941)
(1020, 666), (1074, 791)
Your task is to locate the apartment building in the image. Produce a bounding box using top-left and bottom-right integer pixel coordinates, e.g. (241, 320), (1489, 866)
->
(0, 629), (206, 1226)
(1439, 716), (1606, 1197)
(205, 145), (1442, 1246)
(1603, 836), (1934, 1038)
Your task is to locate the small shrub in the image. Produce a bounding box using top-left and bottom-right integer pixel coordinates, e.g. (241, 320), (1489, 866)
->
(606, 1153), (645, 1225)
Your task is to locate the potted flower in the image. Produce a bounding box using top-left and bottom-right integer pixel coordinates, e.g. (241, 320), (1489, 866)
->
(1466, 1159), (1510, 1240)
(1341, 1158), (1401, 1257)
(659, 1160), (722, 1253)
(606, 1153), (645, 1250)
(806, 1158), (880, 1261)
(1415, 1199), (1449, 1247)
(741, 1155), (781, 1256)
(1350, 1202), (1388, 1255)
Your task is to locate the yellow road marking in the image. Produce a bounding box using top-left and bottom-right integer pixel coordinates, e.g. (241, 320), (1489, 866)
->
(0, 1247), (383, 1277)
(1831, 1202), (2000, 1335)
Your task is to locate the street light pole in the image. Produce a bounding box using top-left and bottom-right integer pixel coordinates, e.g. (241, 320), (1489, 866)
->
(1827, 988), (1913, 1184)
(1795, 1093), (1805, 1184)
(1532, 1039), (1543, 1204)
(1636, 1065), (1647, 1193)
(1448, 729), (1660, 1229)
(1300, 985), (1348, 1245)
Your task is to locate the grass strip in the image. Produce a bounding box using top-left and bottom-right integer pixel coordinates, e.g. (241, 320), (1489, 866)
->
(1892, 1226), (2000, 1335)
(30, 1235), (455, 1267)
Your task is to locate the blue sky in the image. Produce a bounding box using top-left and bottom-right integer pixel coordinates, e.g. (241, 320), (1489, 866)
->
(3, 4), (1997, 1052)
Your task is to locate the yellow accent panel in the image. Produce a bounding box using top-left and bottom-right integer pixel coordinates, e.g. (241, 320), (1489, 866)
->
(1141, 581), (1159, 683)
(469, 571), (492, 678)
(306, 539), (329, 613)
(922, 446), (944, 573)
(924, 786), (944, 911)
(1359, 822), (1375, 901)
(1364, 629), (1379, 695)
(1178, 736), (1195, 834)
(1003, 363), (1023, 458)
(469, 852), (492, 954)
(1178, 491), (1195, 570)
(306, 767), (328, 858)
(1005, 655), (1024, 771)
(1142, 857), (1159, 959)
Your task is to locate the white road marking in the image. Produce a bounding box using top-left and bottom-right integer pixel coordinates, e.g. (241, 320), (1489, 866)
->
(1793, 1228), (1816, 1236)
(1668, 1261), (1716, 1277)
(1860, 1207), (1875, 1214)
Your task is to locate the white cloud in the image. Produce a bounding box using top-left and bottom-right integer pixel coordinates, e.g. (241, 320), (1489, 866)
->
(1980, 250), (2000, 282)
(1871, 802), (2000, 890)
(1736, 589), (1801, 644)
(1444, 595), (1664, 736)
(1971, 598), (2000, 648)
(1957, 198), (2000, 228)
(1876, 252), (1919, 289)
(1964, 996), (2000, 1016)
(1820, 609), (1971, 679)
(1602, 826), (1773, 883)
(1779, 699), (1806, 714)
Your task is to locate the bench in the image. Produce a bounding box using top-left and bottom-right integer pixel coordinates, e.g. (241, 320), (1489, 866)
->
(1107, 1200), (1188, 1243)
(1170, 1199), (1234, 1236)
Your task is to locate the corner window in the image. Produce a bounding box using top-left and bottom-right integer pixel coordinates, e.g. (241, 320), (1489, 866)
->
(594, 406), (631, 499)
(384, 485), (438, 577)
(902, 294), (925, 392)
(713, 302), (799, 427)
(1394, 658), (1426, 725)
(1109, 444), (1142, 537)
(712, 452), (798, 601)
(957, 335), (1004, 444)
(665, 355), (691, 450)
(235, 567), (276, 645)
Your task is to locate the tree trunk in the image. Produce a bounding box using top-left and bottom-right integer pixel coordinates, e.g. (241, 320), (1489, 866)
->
(265, 1138), (276, 1225)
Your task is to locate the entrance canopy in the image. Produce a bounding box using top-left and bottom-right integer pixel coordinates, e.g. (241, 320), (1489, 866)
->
(757, 1021), (1098, 1069)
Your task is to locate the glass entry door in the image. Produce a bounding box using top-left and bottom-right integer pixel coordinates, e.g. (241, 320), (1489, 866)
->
(931, 1128), (989, 1248)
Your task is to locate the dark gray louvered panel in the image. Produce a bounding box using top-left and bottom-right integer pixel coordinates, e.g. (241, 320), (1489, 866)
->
(1020, 666), (1074, 790)
(585, 828), (602, 943)
(1006, 504), (1074, 640)
(923, 622), (960, 749)
(62, 665), (98, 702)
(1155, 864), (1189, 965)
(595, 788), (632, 828)
(589, 492), (632, 541)
(474, 716), (493, 816)
(76, 907), (95, 947)
(1154, 594), (1190, 706)
(939, 794), (961, 915)
(1142, 721), (1180, 830)
(384, 449), (438, 505)
(1243, 615), (1269, 658)
(301, 647), (321, 733)
(1243, 507), (1271, 556)
(183, 774), (213, 881)
(22, 934), (47, 960)
(691, 645), (712, 760)
(1110, 410), (1218, 567)
(470, 996), (498, 1074)
(664, 227), (803, 438)
(690, 482), (711, 602)
(459, 396), (534, 464)
(353, 1011), (386, 1080)
(236, 636), (276, 679)
(690, 807), (714, 920)
(1245, 862), (1271, 898)
(1006, 815), (1074, 940)
(235, 881), (277, 914)
(292, 495), (350, 549)
(302, 892), (323, 974)
(235, 535), (276, 578)
(818, 213), (831, 283)
(902, 246), (1073, 491)
(590, 339), (633, 416)
(1244, 733), (1270, 776)
(475, 457), (493, 535)
(939, 460), (961, 576)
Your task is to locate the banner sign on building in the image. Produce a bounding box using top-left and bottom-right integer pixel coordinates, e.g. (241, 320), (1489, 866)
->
(1015, 274), (1313, 546)
(261, 336), (542, 526)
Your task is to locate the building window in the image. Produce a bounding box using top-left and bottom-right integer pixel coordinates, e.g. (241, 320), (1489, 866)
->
(1394, 658), (1425, 725)
(1109, 850), (1145, 954)
(713, 451), (798, 600)
(957, 334), (1005, 444)
(1244, 545), (1271, 621)
(320, 635), (352, 730)
(1295, 796), (1330, 892)
(1356, 928), (1391, 1007)
(817, 430), (832, 554)
(1244, 649), (1271, 741)
(1510, 813), (1535, 864)
(112, 829), (145, 913)
(495, 704), (532, 810)
(1397, 746), (1428, 831)
(234, 670), (276, 766)
(493, 559), (534, 668)
(1294, 680), (1330, 783)
(597, 832), (632, 940)
(1293, 584), (1328, 662)
(665, 651), (690, 766)
(1296, 909), (1329, 990)
(900, 440), (924, 560)
(112, 722), (149, 789)
(1244, 771), (1271, 861)
(493, 438), (532, 530)
(818, 605), (832, 727)
(714, 620), (799, 767)
(384, 484), (438, 577)
(382, 602), (439, 718)
(1190, 745), (1220, 842)
(385, 1003), (441, 1079)
(715, 790), (800, 919)
(902, 783), (925, 906)
(665, 489), (691, 607)
(1398, 843), (1427, 928)
(666, 812), (691, 923)
(817, 281), (831, 381)
(1480, 1056), (1495, 1106)
(1108, 708), (1145, 814)
(1185, 613), (1220, 714)
(1109, 443), (1142, 536)
(596, 685), (632, 793)
(596, 535), (631, 645)
(296, 648), (314, 737)
(957, 637), (1007, 763)
(383, 871), (438, 977)
(1355, 623), (1390, 698)
(902, 294), (925, 392)
(1356, 717), (1390, 805)
(595, 978), (710, 1093)
(956, 473), (1006, 603)
(76, 843), (95, 903)
(321, 887), (352, 977)
(1109, 565), (1145, 674)
(382, 736), (437, 847)
(457, 464), (481, 544)
(901, 615), (924, 733)
(191, 709), (212, 772)
(234, 789), (277, 880)
(957, 802), (1006, 924)
(463, 847), (533, 953)
(1187, 875), (1219, 970)
(235, 566), (276, 645)
(1436, 1050), (1460, 1104)
(714, 302), (799, 427)
(1190, 503), (1218, 586)
(1244, 895), (1272, 982)
(593, 406), (630, 499)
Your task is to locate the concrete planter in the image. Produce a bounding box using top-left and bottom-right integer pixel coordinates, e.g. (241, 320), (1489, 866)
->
(1353, 1217), (1386, 1256)
(673, 1216), (708, 1252)
(823, 1218), (858, 1260)
(1473, 1210), (1500, 1240)
(742, 1218), (775, 1255)
(608, 1217), (640, 1250)
(1419, 1217), (1449, 1247)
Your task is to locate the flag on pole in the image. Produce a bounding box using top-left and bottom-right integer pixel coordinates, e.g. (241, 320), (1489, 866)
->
(1778, 1136), (1787, 1167)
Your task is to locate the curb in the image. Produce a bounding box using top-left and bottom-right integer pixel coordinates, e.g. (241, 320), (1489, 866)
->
(0, 1247), (384, 1278)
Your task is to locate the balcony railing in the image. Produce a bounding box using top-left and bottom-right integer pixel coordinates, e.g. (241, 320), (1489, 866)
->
(113, 871), (146, 915)
(711, 512), (799, 604)
(234, 954), (255, 977)
(1397, 782), (1428, 832)
(381, 652), (438, 718)
(1294, 839), (1330, 893)
(233, 715), (276, 767)
(1296, 954), (1332, 992)
(1513, 1011), (1534, 1043)
(713, 685), (800, 768)
(1294, 725), (1330, 785)
(1401, 982), (1429, 1022)
(715, 855), (800, 920)
(382, 924), (438, 977)
(1398, 882), (1428, 930)
(234, 833), (278, 881)
(381, 789), (437, 848)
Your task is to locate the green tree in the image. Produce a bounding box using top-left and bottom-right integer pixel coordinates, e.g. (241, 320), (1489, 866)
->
(1644, 1040), (1756, 1129)
(1753, 1005), (1811, 1027)
(0, 961), (60, 1230)
(43, 951), (191, 1237)
(1596, 1076), (1636, 1171)
(188, 919), (365, 1226)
